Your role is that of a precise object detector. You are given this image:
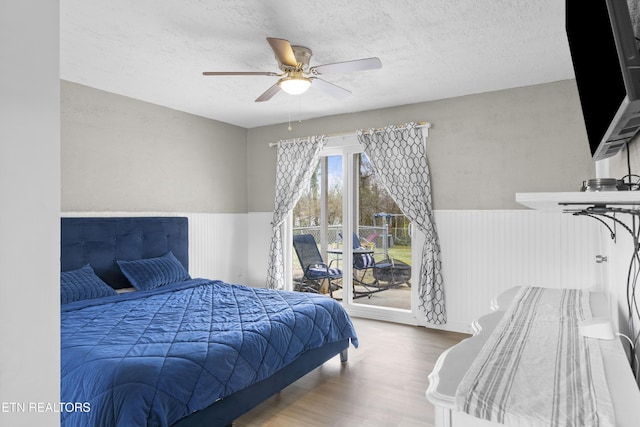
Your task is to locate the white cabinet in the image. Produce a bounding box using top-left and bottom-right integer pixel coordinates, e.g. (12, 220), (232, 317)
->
(426, 287), (640, 427)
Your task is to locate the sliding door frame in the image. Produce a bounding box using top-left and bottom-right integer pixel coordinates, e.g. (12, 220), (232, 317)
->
(285, 135), (424, 325)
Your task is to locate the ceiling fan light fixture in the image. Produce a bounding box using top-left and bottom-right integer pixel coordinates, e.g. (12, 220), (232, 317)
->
(203, 37), (381, 102)
(278, 75), (311, 95)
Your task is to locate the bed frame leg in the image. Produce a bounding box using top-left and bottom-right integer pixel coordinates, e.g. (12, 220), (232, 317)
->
(340, 349), (348, 364)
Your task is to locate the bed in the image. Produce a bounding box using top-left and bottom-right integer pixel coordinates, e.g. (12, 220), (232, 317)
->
(60, 216), (358, 427)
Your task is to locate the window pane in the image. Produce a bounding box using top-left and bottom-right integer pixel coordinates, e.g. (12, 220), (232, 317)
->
(292, 156), (343, 288)
(355, 153), (412, 310)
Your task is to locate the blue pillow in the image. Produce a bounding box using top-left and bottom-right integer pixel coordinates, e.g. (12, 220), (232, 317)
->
(117, 251), (190, 291)
(61, 264), (117, 304)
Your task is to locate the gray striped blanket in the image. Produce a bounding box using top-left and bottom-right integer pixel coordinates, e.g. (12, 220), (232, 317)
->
(455, 287), (615, 427)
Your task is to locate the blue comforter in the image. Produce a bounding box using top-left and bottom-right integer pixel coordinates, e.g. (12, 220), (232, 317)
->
(61, 279), (358, 426)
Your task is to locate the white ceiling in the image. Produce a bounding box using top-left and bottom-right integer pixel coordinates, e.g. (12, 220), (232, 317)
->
(60, 0), (576, 129)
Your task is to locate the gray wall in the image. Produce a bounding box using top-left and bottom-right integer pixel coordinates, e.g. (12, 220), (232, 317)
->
(61, 81), (248, 213)
(62, 79), (594, 214)
(247, 79), (595, 212)
(1, 1), (60, 424)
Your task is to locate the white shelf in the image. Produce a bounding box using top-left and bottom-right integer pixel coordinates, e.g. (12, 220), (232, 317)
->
(426, 287), (640, 427)
(516, 191), (640, 211)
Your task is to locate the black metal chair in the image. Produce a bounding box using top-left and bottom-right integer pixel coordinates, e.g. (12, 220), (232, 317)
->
(350, 232), (412, 291)
(293, 234), (342, 297)
(352, 233), (376, 286)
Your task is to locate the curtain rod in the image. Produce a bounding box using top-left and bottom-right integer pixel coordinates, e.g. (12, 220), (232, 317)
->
(268, 121), (431, 147)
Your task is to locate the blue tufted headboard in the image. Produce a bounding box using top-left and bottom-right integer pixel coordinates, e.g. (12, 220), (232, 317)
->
(61, 217), (189, 289)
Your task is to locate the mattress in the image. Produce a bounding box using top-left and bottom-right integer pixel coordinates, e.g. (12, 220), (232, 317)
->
(61, 279), (358, 426)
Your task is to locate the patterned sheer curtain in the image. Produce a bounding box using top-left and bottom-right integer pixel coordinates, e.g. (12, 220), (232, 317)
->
(357, 122), (446, 324)
(266, 136), (326, 290)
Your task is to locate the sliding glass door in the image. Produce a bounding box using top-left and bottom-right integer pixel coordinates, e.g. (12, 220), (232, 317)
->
(291, 138), (422, 325)
(292, 154), (343, 293)
(353, 152), (413, 311)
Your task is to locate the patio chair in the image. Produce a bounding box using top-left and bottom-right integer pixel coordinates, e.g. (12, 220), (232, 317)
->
(352, 233), (376, 286)
(351, 232), (406, 297)
(293, 234), (342, 298)
(347, 233), (381, 299)
(350, 232), (412, 290)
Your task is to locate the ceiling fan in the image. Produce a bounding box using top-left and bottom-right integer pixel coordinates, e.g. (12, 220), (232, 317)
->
(202, 37), (382, 102)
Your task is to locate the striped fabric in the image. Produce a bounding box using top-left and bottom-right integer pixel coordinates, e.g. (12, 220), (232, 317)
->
(354, 253), (375, 270)
(307, 266), (342, 280)
(455, 287), (615, 427)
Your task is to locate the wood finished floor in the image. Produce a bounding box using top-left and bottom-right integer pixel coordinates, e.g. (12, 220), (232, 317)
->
(234, 317), (469, 427)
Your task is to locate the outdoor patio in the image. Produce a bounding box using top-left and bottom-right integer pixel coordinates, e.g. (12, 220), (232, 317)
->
(330, 283), (412, 310)
(292, 257), (412, 310)
(292, 222), (412, 310)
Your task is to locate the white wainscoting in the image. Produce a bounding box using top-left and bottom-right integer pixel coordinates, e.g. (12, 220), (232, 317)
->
(62, 212), (248, 285)
(433, 210), (605, 331)
(246, 212), (274, 288)
(64, 210), (606, 332)
(243, 210), (606, 331)
(186, 213), (248, 284)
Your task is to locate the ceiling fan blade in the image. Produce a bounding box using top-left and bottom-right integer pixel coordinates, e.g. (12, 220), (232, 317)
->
(255, 83), (281, 102)
(266, 37), (298, 68)
(202, 71), (279, 76)
(310, 57), (382, 75)
(310, 78), (351, 99)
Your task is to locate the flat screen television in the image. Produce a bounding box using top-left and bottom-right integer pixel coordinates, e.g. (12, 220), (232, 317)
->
(566, 0), (640, 161)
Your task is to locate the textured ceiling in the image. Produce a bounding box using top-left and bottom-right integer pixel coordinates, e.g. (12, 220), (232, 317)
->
(60, 0), (575, 128)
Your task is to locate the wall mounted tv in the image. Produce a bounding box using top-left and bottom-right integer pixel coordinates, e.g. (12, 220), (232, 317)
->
(566, 0), (640, 161)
